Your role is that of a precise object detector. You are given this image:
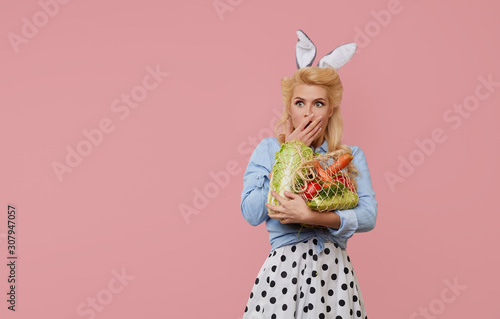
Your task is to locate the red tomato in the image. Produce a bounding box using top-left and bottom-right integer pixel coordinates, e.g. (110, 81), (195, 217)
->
(304, 182), (322, 199)
(331, 174), (355, 192)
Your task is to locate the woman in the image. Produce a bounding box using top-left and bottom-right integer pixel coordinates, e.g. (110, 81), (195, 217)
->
(240, 66), (377, 318)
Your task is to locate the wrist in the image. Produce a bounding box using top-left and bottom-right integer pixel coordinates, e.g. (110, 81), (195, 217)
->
(305, 209), (341, 229)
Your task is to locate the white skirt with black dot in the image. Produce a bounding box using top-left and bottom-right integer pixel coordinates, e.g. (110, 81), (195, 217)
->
(242, 237), (368, 319)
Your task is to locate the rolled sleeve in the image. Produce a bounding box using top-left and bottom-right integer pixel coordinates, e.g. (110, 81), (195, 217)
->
(328, 146), (378, 238)
(240, 138), (275, 226)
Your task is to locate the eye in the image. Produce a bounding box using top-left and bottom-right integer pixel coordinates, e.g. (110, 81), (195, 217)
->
(315, 101), (324, 107)
(295, 101), (304, 106)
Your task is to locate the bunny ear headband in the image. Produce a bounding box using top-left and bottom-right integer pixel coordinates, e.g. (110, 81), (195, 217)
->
(295, 29), (357, 70)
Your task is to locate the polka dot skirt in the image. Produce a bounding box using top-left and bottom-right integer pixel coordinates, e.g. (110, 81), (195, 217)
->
(242, 237), (368, 319)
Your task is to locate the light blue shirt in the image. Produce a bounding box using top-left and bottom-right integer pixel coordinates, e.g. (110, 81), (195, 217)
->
(240, 137), (377, 254)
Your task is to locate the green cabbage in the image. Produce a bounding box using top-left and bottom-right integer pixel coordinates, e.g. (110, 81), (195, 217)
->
(267, 140), (313, 214)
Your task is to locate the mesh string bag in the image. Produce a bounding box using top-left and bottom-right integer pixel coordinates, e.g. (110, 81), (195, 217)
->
(267, 140), (359, 230)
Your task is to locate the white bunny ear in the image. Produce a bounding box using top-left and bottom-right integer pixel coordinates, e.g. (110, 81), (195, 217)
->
(296, 29), (317, 69)
(317, 43), (357, 70)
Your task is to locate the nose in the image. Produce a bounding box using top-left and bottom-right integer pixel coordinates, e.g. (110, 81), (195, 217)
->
(304, 104), (315, 117)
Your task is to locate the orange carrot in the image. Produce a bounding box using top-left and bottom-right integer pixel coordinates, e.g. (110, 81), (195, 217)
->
(314, 161), (334, 182)
(325, 153), (353, 176)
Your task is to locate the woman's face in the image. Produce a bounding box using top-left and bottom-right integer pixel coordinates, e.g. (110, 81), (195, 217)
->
(289, 84), (333, 135)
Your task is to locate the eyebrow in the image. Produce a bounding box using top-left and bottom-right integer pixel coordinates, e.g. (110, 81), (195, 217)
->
(293, 97), (326, 102)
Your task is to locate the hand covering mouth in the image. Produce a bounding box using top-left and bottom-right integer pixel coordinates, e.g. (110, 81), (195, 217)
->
(304, 121), (312, 129)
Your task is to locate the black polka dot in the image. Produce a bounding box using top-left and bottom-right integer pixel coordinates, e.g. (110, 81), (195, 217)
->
(292, 277), (297, 284)
(282, 287), (288, 294)
(308, 303), (313, 310)
(344, 267), (349, 274)
(306, 278), (312, 285)
(293, 294), (297, 301)
(270, 280), (276, 287)
(282, 304), (287, 311)
(300, 291), (304, 298)
(302, 253), (307, 260)
(271, 314), (276, 319)
(255, 278), (259, 285)
(313, 254), (318, 261)
(281, 271), (287, 278)
(303, 306), (308, 313)
(270, 297), (276, 304)
(313, 238), (318, 245)
(350, 281), (354, 288)
(350, 309), (353, 315)
(336, 316), (342, 319)
(266, 276), (270, 283)
(342, 283), (348, 290)
(250, 292), (253, 299)
(353, 295), (358, 302)
(328, 289), (334, 296)
(321, 296), (325, 303)
(335, 258), (339, 264)
(331, 273), (337, 280)
(301, 269), (305, 275)
(324, 248), (330, 254)
(273, 250), (277, 256)
(319, 313), (325, 319)
(261, 291), (267, 297)
(256, 305), (260, 311)
(310, 287), (316, 294)
(271, 265), (277, 272)
(308, 249), (313, 256)
(245, 306), (248, 312)
(292, 261), (297, 268)
(291, 245), (296, 252)
(339, 299), (345, 306)
(322, 264), (328, 271)
(321, 280), (326, 287)
(347, 255), (351, 262)
(312, 270), (318, 277)
(357, 310), (361, 317)
(281, 255), (286, 262)
(326, 305), (331, 312)
(334, 243), (339, 248)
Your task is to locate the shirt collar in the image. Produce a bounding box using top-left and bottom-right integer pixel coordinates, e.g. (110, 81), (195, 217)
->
(311, 139), (328, 153)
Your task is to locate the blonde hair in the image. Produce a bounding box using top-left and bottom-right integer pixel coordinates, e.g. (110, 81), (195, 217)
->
(274, 66), (360, 184)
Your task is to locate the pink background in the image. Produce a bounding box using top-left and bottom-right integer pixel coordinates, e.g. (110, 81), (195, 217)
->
(1, 0), (499, 318)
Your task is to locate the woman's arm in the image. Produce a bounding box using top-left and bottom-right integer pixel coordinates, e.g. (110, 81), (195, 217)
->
(305, 209), (341, 229)
(327, 146), (378, 237)
(240, 138), (275, 226)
